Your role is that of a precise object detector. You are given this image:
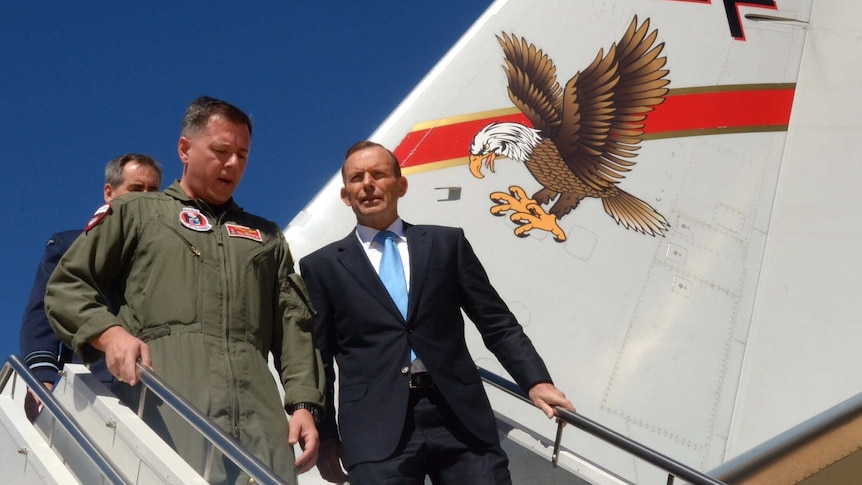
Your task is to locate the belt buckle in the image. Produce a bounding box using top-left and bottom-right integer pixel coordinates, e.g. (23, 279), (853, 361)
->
(409, 372), (432, 389)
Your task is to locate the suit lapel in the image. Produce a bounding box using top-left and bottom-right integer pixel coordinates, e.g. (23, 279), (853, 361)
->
(336, 231), (405, 321)
(405, 223), (431, 324)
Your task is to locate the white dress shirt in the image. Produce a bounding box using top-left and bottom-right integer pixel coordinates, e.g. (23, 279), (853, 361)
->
(354, 218), (410, 291)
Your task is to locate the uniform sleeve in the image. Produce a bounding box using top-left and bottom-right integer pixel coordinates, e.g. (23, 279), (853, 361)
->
(298, 255), (339, 439)
(19, 231), (76, 383)
(45, 203), (137, 363)
(276, 238), (326, 412)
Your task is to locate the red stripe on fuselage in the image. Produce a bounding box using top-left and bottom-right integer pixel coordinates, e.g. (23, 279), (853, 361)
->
(646, 87), (795, 133)
(394, 85), (795, 169)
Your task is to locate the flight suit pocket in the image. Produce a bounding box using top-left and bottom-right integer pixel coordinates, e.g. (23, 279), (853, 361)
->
(130, 217), (204, 327)
(282, 273), (316, 330)
(243, 242), (279, 346)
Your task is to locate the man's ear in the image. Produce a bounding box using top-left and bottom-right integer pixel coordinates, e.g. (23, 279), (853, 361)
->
(340, 187), (351, 207)
(398, 176), (408, 197)
(178, 136), (191, 164)
(103, 183), (113, 203)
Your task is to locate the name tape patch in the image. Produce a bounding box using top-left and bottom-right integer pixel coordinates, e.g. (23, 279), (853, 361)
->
(225, 223), (263, 242)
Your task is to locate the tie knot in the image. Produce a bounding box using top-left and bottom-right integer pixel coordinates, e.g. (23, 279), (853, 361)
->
(374, 230), (398, 244)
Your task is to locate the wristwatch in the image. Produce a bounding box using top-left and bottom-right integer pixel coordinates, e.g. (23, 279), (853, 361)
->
(288, 402), (321, 425)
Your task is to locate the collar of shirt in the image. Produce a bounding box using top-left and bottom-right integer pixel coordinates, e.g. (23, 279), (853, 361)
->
(354, 219), (410, 290)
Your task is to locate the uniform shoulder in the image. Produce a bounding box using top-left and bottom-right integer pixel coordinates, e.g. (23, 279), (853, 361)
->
(82, 192), (169, 232)
(52, 229), (83, 241)
(41, 230), (81, 253)
(109, 190), (171, 209)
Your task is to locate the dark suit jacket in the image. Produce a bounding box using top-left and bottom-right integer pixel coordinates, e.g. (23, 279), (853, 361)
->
(20, 230), (111, 384)
(299, 223), (552, 467)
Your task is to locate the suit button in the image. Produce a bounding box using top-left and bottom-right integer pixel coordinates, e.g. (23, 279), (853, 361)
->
(401, 366), (409, 375)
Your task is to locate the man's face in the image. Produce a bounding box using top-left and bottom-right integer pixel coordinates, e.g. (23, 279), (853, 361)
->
(104, 161), (161, 203)
(178, 115), (250, 206)
(340, 146), (407, 230)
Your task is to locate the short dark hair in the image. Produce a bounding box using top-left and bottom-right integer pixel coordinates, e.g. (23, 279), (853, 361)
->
(181, 96), (253, 138)
(341, 141), (401, 181)
(105, 153), (163, 187)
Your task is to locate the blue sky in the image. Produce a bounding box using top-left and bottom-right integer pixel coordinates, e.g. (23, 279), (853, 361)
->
(0, 2), (493, 363)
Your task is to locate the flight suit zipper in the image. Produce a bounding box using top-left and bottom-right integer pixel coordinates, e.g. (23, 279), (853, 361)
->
(213, 211), (242, 438)
(184, 200), (242, 438)
(160, 223), (203, 260)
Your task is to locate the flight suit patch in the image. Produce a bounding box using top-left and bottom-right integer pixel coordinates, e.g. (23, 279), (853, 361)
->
(179, 207), (212, 232)
(225, 223), (263, 242)
(85, 204), (111, 233)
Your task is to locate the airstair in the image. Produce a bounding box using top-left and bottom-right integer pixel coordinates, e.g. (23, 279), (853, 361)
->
(0, 356), (290, 484)
(10, 352), (860, 484)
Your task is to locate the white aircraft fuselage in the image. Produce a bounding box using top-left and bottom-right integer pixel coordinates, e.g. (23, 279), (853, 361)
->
(286, 0), (862, 482)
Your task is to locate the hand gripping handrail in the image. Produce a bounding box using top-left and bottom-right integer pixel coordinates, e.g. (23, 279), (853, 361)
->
(134, 362), (292, 485)
(0, 355), (128, 484)
(477, 366), (727, 485)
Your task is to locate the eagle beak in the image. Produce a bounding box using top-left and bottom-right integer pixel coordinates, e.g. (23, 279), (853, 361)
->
(469, 153), (496, 179)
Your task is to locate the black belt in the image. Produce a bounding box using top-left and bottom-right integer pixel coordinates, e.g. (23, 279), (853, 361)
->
(409, 372), (433, 389)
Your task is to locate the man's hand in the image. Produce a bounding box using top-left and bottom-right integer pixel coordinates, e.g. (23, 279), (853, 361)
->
(528, 382), (575, 419)
(289, 409), (320, 474)
(89, 325), (151, 386)
(317, 438), (348, 484)
(24, 381), (54, 422)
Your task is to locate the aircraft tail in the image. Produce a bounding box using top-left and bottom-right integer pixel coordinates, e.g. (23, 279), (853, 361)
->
(601, 188), (669, 236)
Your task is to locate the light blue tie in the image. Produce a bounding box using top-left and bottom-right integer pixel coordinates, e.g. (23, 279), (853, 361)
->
(374, 230), (415, 362)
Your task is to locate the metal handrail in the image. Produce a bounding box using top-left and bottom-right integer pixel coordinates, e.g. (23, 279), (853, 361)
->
(0, 356), (292, 485)
(134, 362), (291, 485)
(477, 366), (727, 485)
(0, 355), (128, 484)
(709, 388), (862, 482)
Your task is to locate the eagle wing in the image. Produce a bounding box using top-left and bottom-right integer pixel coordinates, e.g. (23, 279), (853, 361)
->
(555, 16), (670, 191)
(498, 32), (564, 137)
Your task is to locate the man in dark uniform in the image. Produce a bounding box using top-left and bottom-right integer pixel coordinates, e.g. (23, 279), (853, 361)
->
(19, 153), (162, 421)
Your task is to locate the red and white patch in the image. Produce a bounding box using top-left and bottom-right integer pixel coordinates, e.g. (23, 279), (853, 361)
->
(85, 204), (111, 233)
(225, 223), (263, 242)
(179, 207), (212, 232)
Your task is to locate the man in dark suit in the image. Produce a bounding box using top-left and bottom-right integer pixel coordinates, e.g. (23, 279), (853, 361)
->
(19, 153), (162, 421)
(300, 141), (574, 484)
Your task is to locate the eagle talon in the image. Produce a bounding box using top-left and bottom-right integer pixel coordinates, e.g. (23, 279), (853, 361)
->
(488, 185), (567, 241)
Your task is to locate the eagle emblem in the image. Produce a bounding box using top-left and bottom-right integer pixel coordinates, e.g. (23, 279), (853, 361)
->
(468, 17), (671, 242)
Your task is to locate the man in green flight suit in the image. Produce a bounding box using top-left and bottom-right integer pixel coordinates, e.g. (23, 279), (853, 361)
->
(46, 96), (325, 484)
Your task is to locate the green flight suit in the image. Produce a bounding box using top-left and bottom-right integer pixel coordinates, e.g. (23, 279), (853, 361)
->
(46, 181), (325, 484)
